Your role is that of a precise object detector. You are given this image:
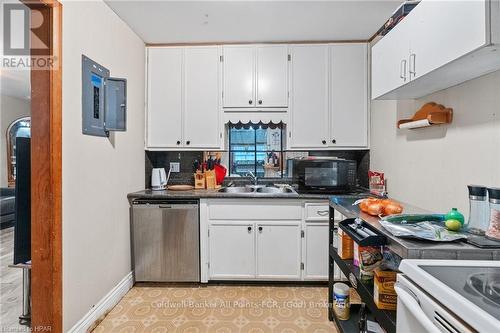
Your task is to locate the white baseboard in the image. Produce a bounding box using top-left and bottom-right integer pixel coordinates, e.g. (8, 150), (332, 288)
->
(68, 271), (134, 333)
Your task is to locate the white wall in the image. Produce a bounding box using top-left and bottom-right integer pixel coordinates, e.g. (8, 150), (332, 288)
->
(370, 71), (500, 216)
(0, 94), (31, 187)
(62, 1), (145, 330)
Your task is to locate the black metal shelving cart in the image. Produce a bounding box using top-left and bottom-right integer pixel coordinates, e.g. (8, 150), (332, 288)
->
(328, 207), (397, 333)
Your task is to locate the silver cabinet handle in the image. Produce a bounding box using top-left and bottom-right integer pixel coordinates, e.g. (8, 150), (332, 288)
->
(409, 53), (416, 77)
(317, 210), (329, 216)
(400, 59), (407, 81)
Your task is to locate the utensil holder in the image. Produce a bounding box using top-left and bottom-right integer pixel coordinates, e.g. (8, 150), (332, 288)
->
(205, 170), (216, 189)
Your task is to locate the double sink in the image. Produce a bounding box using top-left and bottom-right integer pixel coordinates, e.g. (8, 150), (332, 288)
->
(218, 185), (297, 196)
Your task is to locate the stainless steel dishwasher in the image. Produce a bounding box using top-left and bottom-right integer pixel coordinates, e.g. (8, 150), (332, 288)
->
(131, 199), (200, 282)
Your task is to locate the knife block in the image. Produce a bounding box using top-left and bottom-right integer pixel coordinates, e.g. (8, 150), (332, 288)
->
(194, 172), (205, 189)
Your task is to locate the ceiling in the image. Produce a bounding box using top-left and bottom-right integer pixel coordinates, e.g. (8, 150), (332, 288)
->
(104, 0), (402, 44)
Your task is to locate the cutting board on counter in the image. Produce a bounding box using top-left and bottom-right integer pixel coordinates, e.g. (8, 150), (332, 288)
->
(167, 185), (194, 191)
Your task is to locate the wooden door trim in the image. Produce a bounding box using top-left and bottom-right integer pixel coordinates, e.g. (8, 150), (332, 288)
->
(21, 0), (63, 331)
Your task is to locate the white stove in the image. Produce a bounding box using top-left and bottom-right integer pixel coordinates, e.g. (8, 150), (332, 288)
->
(396, 260), (500, 333)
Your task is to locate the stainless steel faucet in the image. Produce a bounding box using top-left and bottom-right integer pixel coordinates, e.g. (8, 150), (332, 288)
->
(246, 171), (258, 185)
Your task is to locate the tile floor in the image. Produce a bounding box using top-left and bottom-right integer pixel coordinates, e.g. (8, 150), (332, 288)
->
(93, 285), (338, 332)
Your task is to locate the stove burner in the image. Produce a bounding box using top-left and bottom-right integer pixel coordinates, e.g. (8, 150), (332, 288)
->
(465, 272), (500, 306)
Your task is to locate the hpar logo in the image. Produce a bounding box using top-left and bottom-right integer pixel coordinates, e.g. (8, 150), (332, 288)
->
(2, 2), (58, 70)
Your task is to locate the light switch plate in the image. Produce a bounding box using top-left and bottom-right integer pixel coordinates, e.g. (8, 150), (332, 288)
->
(170, 162), (180, 173)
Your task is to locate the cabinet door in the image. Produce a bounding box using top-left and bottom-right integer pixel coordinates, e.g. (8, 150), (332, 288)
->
(371, 21), (411, 99)
(256, 45), (288, 107)
(303, 222), (329, 280)
(222, 46), (255, 108)
(184, 47), (221, 149)
(288, 45), (330, 149)
(407, 0), (487, 82)
(147, 48), (183, 148)
(256, 222), (301, 280)
(330, 44), (368, 147)
(209, 223), (255, 279)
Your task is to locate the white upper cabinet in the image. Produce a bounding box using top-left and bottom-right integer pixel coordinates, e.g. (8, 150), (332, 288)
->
(222, 46), (255, 108)
(146, 44), (369, 150)
(256, 45), (289, 107)
(408, 0), (487, 81)
(371, 21), (411, 99)
(288, 43), (368, 149)
(146, 46), (222, 150)
(223, 45), (288, 109)
(330, 44), (368, 147)
(372, 0), (499, 100)
(288, 45), (330, 149)
(183, 47), (221, 149)
(147, 48), (183, 148)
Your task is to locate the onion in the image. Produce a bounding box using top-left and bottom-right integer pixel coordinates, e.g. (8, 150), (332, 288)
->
(359, 198), (403, 216)
(367, 202), (384, 216)
(383, 200), (403, 215)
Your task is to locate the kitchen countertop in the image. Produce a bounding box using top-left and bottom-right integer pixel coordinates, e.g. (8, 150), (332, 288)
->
(127, 188), (369, 201)
(330, 196), (500, 260)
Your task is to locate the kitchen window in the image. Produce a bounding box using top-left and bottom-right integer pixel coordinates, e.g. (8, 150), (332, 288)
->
(228, 123), (283, 178)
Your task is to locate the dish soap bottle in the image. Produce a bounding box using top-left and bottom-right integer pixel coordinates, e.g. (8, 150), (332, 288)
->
(445, 208), (465, 225)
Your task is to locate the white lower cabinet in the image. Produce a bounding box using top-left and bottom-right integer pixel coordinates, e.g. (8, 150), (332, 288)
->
(303, 222), (329, 280)
(256, 222), (301, 280)
(202, 199), (332, 282)
(209, 223), (255, 279)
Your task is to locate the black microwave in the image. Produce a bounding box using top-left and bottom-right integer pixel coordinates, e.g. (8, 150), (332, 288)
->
(292, 158), (357, 194)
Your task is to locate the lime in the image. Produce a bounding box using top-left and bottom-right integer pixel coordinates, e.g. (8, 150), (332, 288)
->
(445, 219), (462, 231)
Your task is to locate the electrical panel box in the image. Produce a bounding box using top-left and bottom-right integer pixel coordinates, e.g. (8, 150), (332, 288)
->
(82, 55), (127, 137)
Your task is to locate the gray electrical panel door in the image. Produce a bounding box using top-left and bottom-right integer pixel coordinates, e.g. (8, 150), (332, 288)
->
(82, 55), (127, 137)
(82, 55), (109, 137)
(105, 78), (127, 131)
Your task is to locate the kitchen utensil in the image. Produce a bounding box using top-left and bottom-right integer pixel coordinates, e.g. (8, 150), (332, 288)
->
(193, 160), (200, 173)
(151, 168), (167, 191)
(167, 185), (194, 191)
(214, 164), (227, 185)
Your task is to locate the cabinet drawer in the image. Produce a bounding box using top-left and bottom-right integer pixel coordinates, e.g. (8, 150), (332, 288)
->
(304, 203), (330, 221)
(208, 200), (302, 220)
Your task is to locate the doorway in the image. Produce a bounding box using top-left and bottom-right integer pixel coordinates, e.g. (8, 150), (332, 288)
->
(1, 0), (62, 331)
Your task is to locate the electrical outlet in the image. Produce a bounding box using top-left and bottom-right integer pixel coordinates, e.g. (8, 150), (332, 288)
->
(170, 162), (180, 173)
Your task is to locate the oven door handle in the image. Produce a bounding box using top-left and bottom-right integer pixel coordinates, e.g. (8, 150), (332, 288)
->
(394, 283), (442, 333)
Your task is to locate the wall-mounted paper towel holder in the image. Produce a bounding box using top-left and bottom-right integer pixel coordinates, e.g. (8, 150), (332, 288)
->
(397, 102), (453, 130)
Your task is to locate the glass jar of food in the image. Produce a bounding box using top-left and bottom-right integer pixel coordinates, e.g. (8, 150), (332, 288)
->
(485, 188), (500, 241)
